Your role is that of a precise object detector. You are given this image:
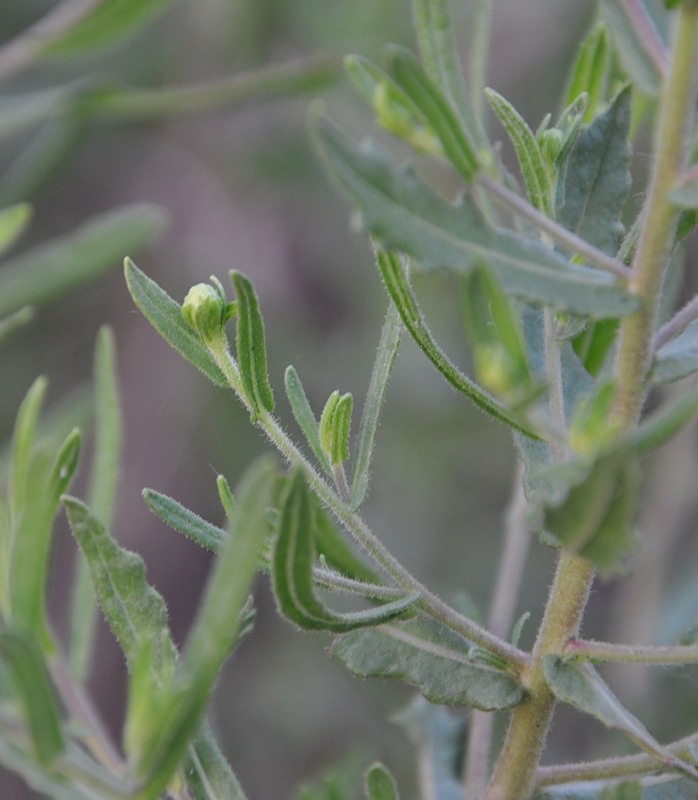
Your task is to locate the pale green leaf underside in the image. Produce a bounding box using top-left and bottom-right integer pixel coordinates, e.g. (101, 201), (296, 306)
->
(314, 115), (638, 319)
(124, 259), (226, 387)
(543, 657), (698, 780)
(330, 617), (525, 711)
(652, 320), (698, 383)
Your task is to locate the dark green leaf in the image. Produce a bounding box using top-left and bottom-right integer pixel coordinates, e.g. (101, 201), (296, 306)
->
(365, 762), (399, 800)
(652, 319), (698, 383)
(0, 630), (64, 764)
(313, 503), (380, 584)
(313, 115), (639, 319)
(40, 0), (175, 57)
(350, 301), (402, 509)
(63, 496), (177, 674)
(377, 250), (540, 437)
(230, 271), (275, 416)
(602, 0), (664, 95)
(273, 468), (418, 632)
(142, 489), (226, 552)
(124, 258), (226, 387)
(285, 365), (333, 477)
(556, 88), (632, 257)
(0, 204), (165, 319)
(485, 88), (552, 215)
(330, 617), (525, 710)
(136, 458), (275, 799)
(184, 723), (248, 800)
(386, 47), (479, 181)
(543, 657), (698, 780)
(541, 450), (640, 575)
(319, 390), (353, 466)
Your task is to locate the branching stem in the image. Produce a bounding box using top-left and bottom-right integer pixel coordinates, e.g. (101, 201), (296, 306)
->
(565, 637), (698, 665)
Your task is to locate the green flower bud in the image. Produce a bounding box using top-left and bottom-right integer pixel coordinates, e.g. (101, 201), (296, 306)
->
(539, 127), (564, 165)
(182, 281), (229, 343)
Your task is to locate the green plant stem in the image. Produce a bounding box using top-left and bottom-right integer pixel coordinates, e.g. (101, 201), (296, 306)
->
(464, 465), (530, 799)
(86, 53), (340, 122)
(564, 637), (698, 665)
(477, 174), (633, 280)
(484, 552), (594, 800)
(613, 1), (698, 426)
(535, 729), (698, 788)
(206, 333), (527, 669)
(486, 9), (698, 799)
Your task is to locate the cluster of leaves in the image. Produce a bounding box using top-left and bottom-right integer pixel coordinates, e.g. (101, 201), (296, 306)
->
(4, 0), (698, 799)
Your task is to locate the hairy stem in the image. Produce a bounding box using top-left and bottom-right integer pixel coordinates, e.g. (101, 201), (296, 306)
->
(564, 637), (698, 665)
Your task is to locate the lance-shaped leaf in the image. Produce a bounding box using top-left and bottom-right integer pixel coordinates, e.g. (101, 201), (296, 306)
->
(365, 762), (399, 800)
(330, 617), (525, 711)
(652, 319), (698, 383)
(0, 630), (64, 764)
(319, 390), (353, 466)
(313, 114), (638, 319)
(543, 657), (698, 780)
(556, 88), (632, 258)
(135, 459), (275, 799)
(230, 271), (275, 417)
(541, 449), (640, 575)
(350, 300), (402, 509)
(143, 489), (227, 552)
(485, 88), (552, 216)
(9, 376), (48, 520)
(0, 204), (165, 320)
(564, 24), (611, 122)
(631, 380), (698, 454)
(39, 0), (175, 57)
(386, 46), (479, 182)
(285, 365), (333, 477)
(63, 496), (177, 675)
(184, 723), (249, 800)
(124, 258), (226, 387)
(273, 468), (418, 632)
(0, 203), (31, 257)
(377, 250), (539, 437)
(69, 326), (122, 681)
(602, 0), (664, 95)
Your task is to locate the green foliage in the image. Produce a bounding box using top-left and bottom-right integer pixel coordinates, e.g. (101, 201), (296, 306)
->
(6, 1), (698, 800)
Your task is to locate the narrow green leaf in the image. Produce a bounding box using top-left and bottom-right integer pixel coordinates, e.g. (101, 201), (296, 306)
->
(331, 616), (524, 710)
(350, 301), (402, 509)
(564, 24), (611, 122)
(313, 503), (380, 584)
(217, 474), (237, 522)
(9, 376), (48, 520)
(386, 47), (479, 181)
(230, 271), (275, 416)
(556, 88), (633, 257)
(632, 381), (698, 453)
(0, 203), (31, 257)
(0, 630), (64, 764)
(653, 319), (698, 383)
(543, 657), (698, 780)
(313, 114), (639, 319)
(541, 450), (639, 575)
(602, 0), (664, 95)
(40, 0), (175, 57)
(124, 258), (226, 387)
(142, 489), (226, 552)
(485, 88), (553, 216)
(69, 326), (122, 681)
(0, 307), (34, 347)
(412, 0), (483, 144)
(273, 468), (418, 632)
(184, 723), (249, 800)
(319, 391), (353, 466)
(365, 762), (399, 800)
(63, 496), (177, 674)
(136, 458), (275, 799)
(284, 365), (333, 477)
(377, 250), (540, 437)
(0, 204), (165, 319)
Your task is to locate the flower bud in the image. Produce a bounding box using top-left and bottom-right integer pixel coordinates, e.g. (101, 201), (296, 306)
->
(182, 282), (227, 343)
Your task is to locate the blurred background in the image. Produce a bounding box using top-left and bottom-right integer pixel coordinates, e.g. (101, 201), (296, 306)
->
(2, 0), (698, 797)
